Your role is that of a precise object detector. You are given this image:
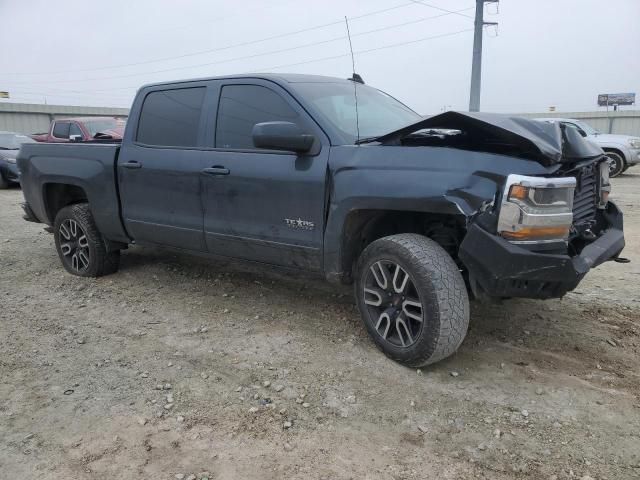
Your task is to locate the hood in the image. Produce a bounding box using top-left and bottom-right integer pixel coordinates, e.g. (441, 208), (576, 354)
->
(590, 133), (639, 144)
(93, 129), (124, 140)
(0, 150), (17, 160)
(373, 111), (605, 166)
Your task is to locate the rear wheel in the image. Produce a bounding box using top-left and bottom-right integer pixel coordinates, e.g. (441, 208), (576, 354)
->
(54, 203), (120, 277)
(355, 234), (469, 367)
(606, 151), (626, 177)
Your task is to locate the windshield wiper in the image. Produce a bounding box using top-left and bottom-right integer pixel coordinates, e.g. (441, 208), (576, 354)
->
(0, 147), (16, 150)
(355, 136), (381, 145)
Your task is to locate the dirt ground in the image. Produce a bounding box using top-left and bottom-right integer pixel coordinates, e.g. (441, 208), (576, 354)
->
(1, 174), (639, 480)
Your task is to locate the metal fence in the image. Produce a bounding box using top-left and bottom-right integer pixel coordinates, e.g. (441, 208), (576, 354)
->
(516, 110), (640, 137)
(0, 102), (129, 135)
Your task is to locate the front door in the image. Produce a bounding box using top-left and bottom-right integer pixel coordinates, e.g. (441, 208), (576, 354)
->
(200, 81), (329, 270)
(118, 86), (208, 251)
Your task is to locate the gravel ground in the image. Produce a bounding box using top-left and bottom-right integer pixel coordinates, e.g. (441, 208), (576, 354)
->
(1, 174), (639, 480)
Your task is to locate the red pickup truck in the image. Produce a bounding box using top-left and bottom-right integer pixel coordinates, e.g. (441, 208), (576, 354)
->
(31, 117), (126, 143)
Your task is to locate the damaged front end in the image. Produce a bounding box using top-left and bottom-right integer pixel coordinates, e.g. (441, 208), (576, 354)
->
(376, 112), (626, 299)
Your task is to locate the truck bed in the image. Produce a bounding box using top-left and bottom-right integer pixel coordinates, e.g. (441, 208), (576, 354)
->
(17, 142), (128, 243)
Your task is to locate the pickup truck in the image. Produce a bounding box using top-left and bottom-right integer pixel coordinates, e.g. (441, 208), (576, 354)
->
(30, 117), (125, 143)
(17, 74), (625, 367)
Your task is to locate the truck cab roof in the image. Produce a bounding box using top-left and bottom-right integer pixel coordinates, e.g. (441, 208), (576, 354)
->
(139, 73), (354, 91)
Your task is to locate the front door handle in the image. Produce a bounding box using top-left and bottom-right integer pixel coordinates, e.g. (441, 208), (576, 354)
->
(122, 161), (142, 169)
(202, 166), (230, 176)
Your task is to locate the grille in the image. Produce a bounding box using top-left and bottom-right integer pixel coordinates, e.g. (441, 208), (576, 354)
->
(572, 163), (598, 226)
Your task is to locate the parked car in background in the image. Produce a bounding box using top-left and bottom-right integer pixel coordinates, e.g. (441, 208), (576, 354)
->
(0, 131), (36, 188)
(535, 117), (640, 177)
(30, 117), (126, 143)
(17, 74), (624, 367)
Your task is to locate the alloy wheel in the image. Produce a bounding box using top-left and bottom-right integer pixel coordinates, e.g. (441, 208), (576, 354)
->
(59, 219), (91, 273)
(607, 153), (624, 177)
(362, 260), (424, 348)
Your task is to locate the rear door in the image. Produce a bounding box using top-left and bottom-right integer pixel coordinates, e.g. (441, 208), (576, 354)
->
(200, 80), (329, 270)
(118, 85), (208, 251)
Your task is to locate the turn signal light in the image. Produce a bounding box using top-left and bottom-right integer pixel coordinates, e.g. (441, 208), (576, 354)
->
(501, 226), (570, 241)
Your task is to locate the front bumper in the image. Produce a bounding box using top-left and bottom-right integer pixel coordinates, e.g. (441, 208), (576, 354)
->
(0, 161), (20, 183)
(459, 202), (625, 299)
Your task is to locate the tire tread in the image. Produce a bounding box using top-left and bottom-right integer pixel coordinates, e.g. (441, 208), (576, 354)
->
(356, 233), (469, 367)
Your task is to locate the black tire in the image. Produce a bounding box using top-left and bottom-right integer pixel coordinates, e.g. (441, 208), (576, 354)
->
(53, 203), (120, 277)
(0, 172), (9, 189)
(355, 233), (469, 367)
(605, 151), (626, 178)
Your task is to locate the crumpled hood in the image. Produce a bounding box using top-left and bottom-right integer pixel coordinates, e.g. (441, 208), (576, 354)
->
(374, 111), (605, 166)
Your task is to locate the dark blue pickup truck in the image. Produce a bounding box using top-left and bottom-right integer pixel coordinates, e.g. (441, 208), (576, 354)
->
(17, 74), (625, 367)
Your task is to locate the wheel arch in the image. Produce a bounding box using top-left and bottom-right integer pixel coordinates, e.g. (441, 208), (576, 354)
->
(42, 182), (89, 224)
(602, 147), (627, 162)
(333, 208), (467, 284)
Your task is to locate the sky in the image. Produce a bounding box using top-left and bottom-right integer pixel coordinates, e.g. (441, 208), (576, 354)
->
(0, 0), (638, 114)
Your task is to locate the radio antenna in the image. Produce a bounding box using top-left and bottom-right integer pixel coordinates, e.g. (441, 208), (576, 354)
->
(344, 16), (361, 144)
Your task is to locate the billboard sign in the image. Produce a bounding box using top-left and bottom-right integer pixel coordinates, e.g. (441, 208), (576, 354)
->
(598, 93), (635, 106)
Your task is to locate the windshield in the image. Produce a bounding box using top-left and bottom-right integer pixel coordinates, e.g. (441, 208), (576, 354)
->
(293, 82), (422, 143)
(0, 133), (36, 149)
(573, 120), (599, 135)
(84, 119), (122, 136)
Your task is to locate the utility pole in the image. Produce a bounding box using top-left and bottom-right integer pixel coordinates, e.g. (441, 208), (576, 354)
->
(469, 0), (498, 112)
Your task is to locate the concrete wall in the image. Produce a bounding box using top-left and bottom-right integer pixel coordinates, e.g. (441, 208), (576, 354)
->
(0, 102), (129, 135)
(517, 110), (640, 137)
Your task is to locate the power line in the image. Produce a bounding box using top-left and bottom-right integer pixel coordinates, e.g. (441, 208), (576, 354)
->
(409, 0), (474, 18)
(258, 28), (474, 72)
(3, 1), (424, 77)
(5, 25), (474, 103)
(6, 6), (473, 89)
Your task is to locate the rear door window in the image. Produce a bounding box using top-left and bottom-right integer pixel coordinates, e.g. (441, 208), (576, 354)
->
(136, 87), (206, 147)
(52, 122), (70, 139)
(215, 84), (299, 149)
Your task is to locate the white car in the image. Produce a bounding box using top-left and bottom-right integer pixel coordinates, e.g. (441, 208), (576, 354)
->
(535, 118), (640, 177)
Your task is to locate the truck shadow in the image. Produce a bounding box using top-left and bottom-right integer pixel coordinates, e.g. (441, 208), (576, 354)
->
(115, 244), (638, 381)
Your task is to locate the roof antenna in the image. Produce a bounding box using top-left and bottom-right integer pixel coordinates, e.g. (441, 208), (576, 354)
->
(344, 16), (361, 144)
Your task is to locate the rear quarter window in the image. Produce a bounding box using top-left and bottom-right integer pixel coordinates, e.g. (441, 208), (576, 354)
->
(136, 87), (206, 147)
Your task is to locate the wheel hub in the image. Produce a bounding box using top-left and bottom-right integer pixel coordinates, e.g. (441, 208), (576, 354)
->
(362, 260), (424, 348)
(59, 219), (90, 273)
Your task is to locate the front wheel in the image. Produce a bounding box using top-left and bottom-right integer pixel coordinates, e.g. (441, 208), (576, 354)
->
(0, 173), (9, 189)
(355, 234), (469, 367)
(606, 151), (626, 178)
(54, 203), (120, 277)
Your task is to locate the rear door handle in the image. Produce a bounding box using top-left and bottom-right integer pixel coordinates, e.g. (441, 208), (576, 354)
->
(122, 161), (142, 169)
(202, 166), (230, 176)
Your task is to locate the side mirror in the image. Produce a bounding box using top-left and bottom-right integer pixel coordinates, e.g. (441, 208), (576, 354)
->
(69, 134), (83, 142)
(577, 128), (587, 138)
(252, 122), (315, 153)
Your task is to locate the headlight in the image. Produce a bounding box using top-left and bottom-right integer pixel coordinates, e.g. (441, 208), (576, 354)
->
(6, 157), (17, 164)
(497, 175), (576, 243)
(598, 160), (611, 208)
(628, 138), (640, 149)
